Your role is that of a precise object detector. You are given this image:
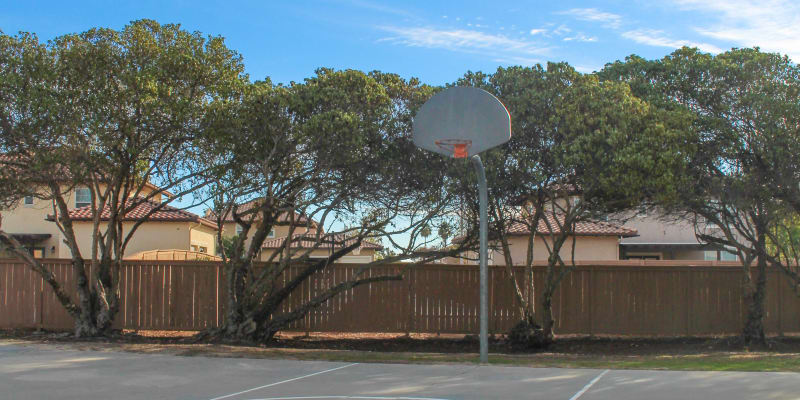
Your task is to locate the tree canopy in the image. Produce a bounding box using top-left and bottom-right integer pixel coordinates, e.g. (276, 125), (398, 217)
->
(0, 20), (246, 336)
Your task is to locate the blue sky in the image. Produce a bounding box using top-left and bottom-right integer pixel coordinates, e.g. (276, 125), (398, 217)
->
(3, 1), (799, 86)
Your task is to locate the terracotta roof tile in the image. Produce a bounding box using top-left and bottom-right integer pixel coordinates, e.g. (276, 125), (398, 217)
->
(49, 199), (218, 229)
(508, 213), (637, 237)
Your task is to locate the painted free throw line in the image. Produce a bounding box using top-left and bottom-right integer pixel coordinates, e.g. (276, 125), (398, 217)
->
(209, 363), (359, 400)
(568, 369), (610, 400)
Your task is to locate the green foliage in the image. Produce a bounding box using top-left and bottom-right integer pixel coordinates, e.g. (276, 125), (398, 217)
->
(0, 20), (247, 336)
(600, 46), (800, 342)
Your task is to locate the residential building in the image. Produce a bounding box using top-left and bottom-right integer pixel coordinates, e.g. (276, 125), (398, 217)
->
(49, 199), (217, 258)
(0, 183), (184, 259)
(447, 212), (637, 265)
(618, 211), (737, 261)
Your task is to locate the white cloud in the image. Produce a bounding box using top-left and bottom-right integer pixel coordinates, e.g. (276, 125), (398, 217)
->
(558, 8), (623, 29)
(667, 0), (800, 61)
(564, 33), (598, 43)
(529, 28), (547, 35)
(622, 29), (723, 53)
(553, 24), (572, 36)
(378, 26), (551, 58)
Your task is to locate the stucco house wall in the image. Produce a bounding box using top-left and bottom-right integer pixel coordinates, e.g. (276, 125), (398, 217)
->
(491, 235), (621, 265)
(65, 221), (216, 259)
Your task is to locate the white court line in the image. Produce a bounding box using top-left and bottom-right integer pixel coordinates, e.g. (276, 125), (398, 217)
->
(247, 397), (450, 400)
(568, 369), (609, 400)
(209, 363), (358, 400)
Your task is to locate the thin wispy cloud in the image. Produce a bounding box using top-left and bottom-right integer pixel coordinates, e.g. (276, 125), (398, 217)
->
(529, 28), (547, 35)
(558, 8), (623, 29)
(564, 33), (597, 42)
(622, 29), (723, 54)
(668, 0), (800, 61)
(378, 26), (551, 58)
(552, 24), (571, 36)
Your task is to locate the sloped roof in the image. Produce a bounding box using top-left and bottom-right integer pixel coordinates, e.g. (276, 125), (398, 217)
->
(261, 233), (383, 250)
(205, 199), (316, 227)
(507, 213), (637, 237)
(49, 199), (218, 229)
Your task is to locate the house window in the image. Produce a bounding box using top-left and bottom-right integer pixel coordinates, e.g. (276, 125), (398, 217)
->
(23, 196), (34, 206)
(198, 246), (208, 253)
(704, 250), (739, 261)
(190, 245), (198, 252)
(75, 187), (91, 208)
(720, 250), (738, 261)
(238, 225), (273, 238)
(28, 247), (45, 258)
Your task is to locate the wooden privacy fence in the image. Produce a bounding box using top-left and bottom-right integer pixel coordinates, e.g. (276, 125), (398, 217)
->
(1, 259), (799, 335)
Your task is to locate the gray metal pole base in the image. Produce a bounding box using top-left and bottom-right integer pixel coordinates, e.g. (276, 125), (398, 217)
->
(471, 155), (489, 364)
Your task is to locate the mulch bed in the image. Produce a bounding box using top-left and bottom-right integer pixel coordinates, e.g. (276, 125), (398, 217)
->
(3, 328), (800, 355)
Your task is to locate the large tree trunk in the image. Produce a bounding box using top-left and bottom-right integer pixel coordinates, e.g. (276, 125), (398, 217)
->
(742, 257), (768, 345)
(742, 227), (769, 346)
(541, 284), (555, 342)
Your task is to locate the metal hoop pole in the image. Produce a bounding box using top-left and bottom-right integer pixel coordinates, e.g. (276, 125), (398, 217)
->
(471, 154), (489, 364)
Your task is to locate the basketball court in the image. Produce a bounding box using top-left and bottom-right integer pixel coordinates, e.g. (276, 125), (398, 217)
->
(2, 341), (798, 400)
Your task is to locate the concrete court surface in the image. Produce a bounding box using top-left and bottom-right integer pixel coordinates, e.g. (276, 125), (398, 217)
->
(1, 341), (799, 400)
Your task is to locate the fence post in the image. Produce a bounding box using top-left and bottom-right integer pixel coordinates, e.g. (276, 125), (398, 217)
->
(406, 266), (414, 335)
(38, 276), (44, 328)
(778, 271), (784, 336)
(685, 269), (691, 336)
(588, 266), (594, 336)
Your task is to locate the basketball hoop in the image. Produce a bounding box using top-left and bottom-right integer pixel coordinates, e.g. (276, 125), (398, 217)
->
(411, 86), (511, 365)
(435, 139), (472, 158)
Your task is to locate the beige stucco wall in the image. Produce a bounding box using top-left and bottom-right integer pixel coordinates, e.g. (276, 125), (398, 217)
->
(65, 221), (197, 259)
(0, 195), (64, 258)
(491, 235), (621, 265)
(189, 224), (217, 255)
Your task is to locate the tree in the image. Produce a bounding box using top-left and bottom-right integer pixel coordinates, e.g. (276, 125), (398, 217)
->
(600, 47), (800, 344)
(456, 63), (687, 344)
(198, 69), (474, 342)
(0, 21), (245, 336)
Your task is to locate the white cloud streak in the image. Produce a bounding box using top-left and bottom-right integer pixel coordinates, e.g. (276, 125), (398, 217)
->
(668, 0), (800, 61)
(378, 26), (551, 58)
(564, 33), (598, 42)
(622, 29), (723, 54)
(558, 8), (623, 29)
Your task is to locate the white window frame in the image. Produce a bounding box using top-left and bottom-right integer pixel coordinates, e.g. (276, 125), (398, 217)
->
(75, 187), (91, 208)
(23, 196), (34, 206)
